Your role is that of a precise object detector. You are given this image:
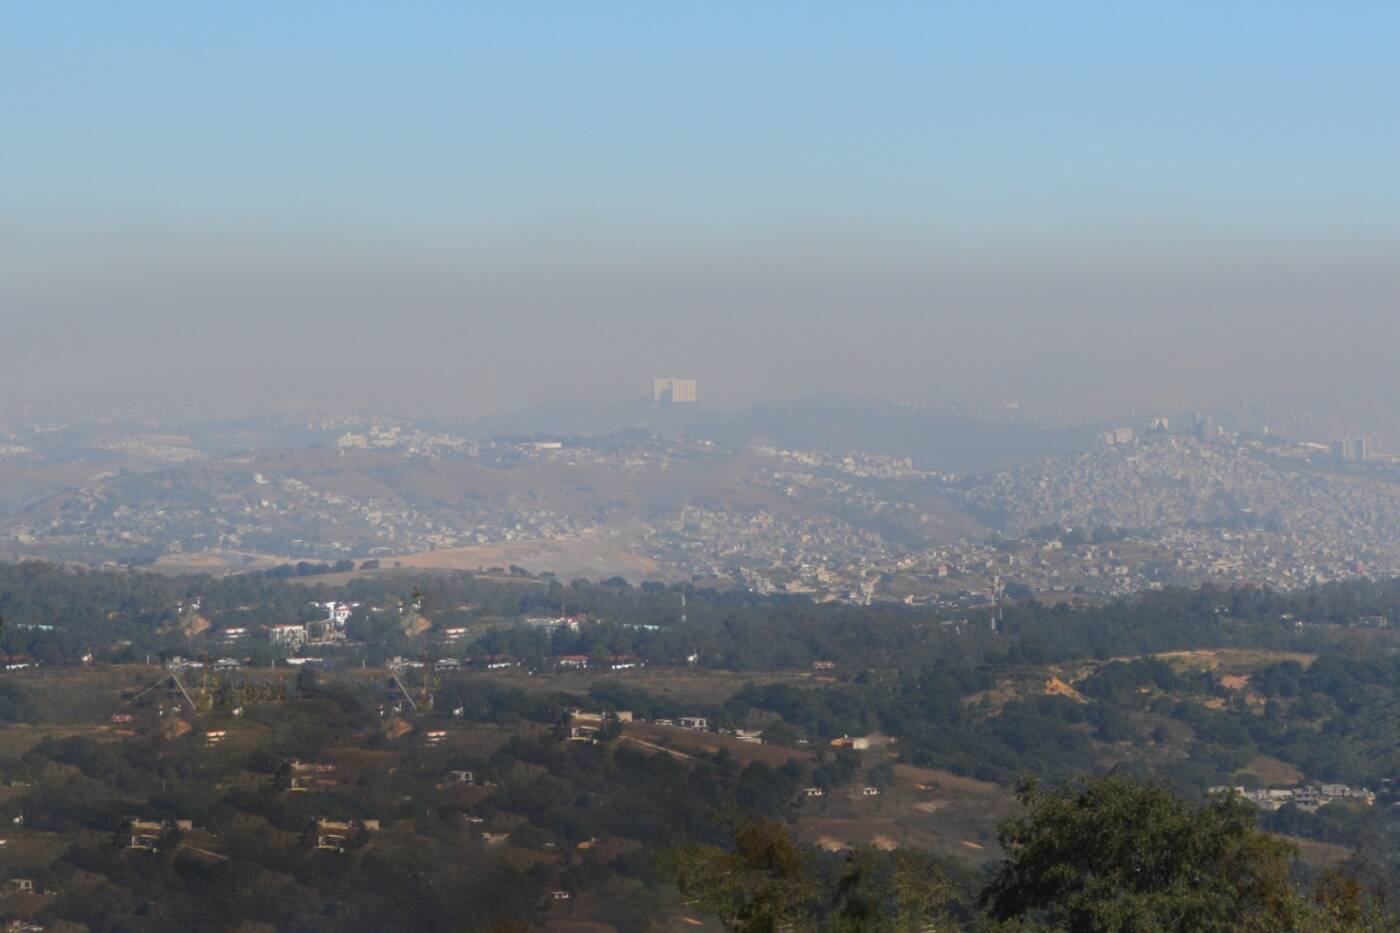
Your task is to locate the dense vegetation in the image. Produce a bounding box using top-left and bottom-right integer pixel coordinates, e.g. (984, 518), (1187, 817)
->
(5, 563), (1400, 928)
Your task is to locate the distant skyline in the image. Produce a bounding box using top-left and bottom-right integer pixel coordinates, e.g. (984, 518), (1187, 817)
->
(4, 4), (1399, 416)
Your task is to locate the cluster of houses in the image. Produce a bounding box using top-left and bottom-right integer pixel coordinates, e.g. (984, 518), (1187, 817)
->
(555, 653), (644, 671)
(564, 710), (806, 747)
(525, 614), (588, 633)
(1209, 783), (1375, 811)
(388, 654), (522, 673)
(161, 649), (658, 675)
(567, 709), (716, 742)
(165, 655), (240, 673)
(386, 652), (647, 674)
(168, 602), (680, 678)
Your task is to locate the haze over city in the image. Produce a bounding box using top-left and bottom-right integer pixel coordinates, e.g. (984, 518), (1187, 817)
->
(6, 3), (1400, 417)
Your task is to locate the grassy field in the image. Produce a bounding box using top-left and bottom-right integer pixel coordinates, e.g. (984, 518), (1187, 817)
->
(0, 830), (70, 870)
(1283, 835), (1354, 868)
(0, 723), (117, 757)
(1152, 648), (1320, 673)
(622, 722), (809, 767)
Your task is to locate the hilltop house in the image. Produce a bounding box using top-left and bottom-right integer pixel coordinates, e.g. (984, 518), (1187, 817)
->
(286, 759), (338, 792)
(830, 734), (895, 751)
(567, 708), (632, 742)
(126, 817), (192, 851)
(311, 818), (379, 852)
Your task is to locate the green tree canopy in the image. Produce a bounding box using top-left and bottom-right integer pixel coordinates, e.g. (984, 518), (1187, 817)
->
(982, 774), (1302, 932)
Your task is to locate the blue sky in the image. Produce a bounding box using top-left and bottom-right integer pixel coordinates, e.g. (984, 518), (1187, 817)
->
(8, 3), (1398, 257)
(3, 3), (1399, 413)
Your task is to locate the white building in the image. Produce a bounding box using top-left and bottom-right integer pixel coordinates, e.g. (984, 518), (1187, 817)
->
(269, 623), (308, 649)
(652, 377), (697, 404)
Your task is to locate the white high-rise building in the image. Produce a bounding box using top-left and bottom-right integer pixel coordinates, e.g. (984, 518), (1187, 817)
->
(652, 378), (697, 404)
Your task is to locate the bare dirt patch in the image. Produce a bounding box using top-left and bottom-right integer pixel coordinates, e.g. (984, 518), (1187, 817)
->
(1044, 676), (1087, 703)
(383, 527), (667, 582)
(792, 763), (1015, 863)
(182, 613), (212, 637)
(402, 613), (432, 637)
(1239, 755), (1303, 786)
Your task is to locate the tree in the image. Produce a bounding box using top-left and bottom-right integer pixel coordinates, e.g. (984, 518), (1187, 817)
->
(982, 773), (1305, 932)
(664, 817), (820, 931)
(665, 818), (957, 932)
(866, 760), (896, 791)
(0, 680), (37, 723)
(1307, 867), (1400, 932)
(1004, 582), (1034, 600)
(295, 664), (320, 696)
(830, 847), (955, 932)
